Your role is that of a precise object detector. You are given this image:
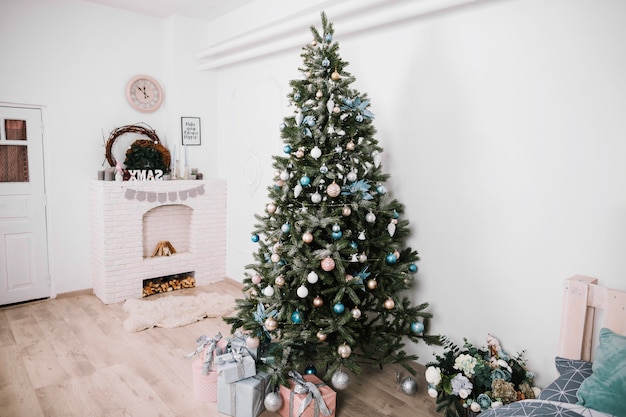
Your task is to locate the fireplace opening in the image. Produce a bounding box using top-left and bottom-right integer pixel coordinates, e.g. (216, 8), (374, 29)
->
(142, 271), (195, 297)
(143, 204), (192, 258)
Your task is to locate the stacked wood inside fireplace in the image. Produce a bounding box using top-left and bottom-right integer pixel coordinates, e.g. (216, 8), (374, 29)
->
(142, 272), (195, 297)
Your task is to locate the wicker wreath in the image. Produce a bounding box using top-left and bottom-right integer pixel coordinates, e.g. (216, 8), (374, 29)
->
(105, 124), (170, 170)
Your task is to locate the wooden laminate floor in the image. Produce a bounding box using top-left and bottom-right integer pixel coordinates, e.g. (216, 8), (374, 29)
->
(0, 280), (438, 417)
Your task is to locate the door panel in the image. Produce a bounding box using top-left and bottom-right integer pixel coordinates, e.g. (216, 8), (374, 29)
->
(0, 105), (49, 305)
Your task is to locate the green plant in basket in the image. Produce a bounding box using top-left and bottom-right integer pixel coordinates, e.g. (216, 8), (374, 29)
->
(425, 335), (537, 417)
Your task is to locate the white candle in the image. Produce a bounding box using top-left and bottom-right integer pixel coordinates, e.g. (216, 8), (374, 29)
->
(184, 144), (188, 167)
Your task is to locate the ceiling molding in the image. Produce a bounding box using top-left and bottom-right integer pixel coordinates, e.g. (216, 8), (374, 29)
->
(196, 0), (478, 70)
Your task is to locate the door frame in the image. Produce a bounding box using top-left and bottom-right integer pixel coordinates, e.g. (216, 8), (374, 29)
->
(0, 101), (55, 300)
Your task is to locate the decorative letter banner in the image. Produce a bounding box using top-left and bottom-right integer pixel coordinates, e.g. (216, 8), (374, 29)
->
(123, 184), (206, 203)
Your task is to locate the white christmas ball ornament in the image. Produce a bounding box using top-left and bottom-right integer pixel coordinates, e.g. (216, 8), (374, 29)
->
(263, 286), (275, 297)
(310, 146), (322, 159)
(347, 171), (357, 182)
(280, 170), (290, 181)
(264, 392), (283, 412)
(365, 211), (376, 223)
(311, 192), (322, 204)
(297, 285), (309, 298)
(307, 271), (319, 284)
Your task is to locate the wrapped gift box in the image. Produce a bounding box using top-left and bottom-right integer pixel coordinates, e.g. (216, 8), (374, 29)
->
(278, 373), (336, 417)
(216, 350), (256, 384)
(217, 371), (271, 417)
(192, 358), (218, 403)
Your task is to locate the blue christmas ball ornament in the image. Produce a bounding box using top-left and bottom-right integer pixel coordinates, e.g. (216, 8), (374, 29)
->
(325, 34), (333, 43)
(279, 123), (286, 130)
(408, 263), (418, 273)
(251, 234), (260, 243)
(385, 253), (397, 265)
(350, 241), (358, 250)
(411, 322), (424, 334)
(320, 165), (328, 174)
(377, 185), (387, 195)
(294, 92), (301, 101)
(333, 303), (345, 314)
(331, 231), (343, 240)
(393, 210), (399, 219)
(300, 176), (311, 186)
(291, 311), (303, 324)
(281, 223), (291, 233)
(322, 58), (330, 67)
(332, 224), (341, 232)
(356, 114), (364, 123)
(305, 365), (317, 375)
(283, 145), (292, 154)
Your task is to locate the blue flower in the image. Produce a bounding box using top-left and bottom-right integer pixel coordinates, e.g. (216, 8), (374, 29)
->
(476, 394), (492, 410)
(491, 368), (511, 382)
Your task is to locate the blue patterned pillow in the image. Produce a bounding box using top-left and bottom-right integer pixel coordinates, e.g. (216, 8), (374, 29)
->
(538, 357), (592, 403)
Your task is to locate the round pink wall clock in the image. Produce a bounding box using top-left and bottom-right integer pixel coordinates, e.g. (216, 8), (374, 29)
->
(126, 75), (164, 113)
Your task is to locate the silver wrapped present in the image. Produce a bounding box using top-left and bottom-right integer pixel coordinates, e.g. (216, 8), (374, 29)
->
(217, 371), (271, 417)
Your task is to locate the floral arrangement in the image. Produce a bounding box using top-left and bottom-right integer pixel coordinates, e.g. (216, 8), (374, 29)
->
(425, 334), (537, 417)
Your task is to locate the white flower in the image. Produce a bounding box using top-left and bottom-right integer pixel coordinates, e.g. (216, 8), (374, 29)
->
(454, 354), (477, 377)
(491, 401), (503, 409)
(470, 402), (482, 413)
(496, 359), (512, 373)
(425, 366), (442, 385)
(532, 387), (542, 397)
(459, 389), (469, 399)
(428, 386), (438, 398)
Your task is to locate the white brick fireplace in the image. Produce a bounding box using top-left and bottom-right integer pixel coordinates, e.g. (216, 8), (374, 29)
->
(89, 179), (227, 304)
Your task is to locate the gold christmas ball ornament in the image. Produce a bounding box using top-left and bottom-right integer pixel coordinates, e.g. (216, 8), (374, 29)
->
(296, 148), (305, 158)
(316, 90), (323, 98)
(316, 331), (327, 341)
(270, 253), (281, 263)
(321, 257), (336, 272)
(264, 317), (278, 331)
(275, 275), (285, 286)
(266, 203), (277, 214)
(313, 296), (324, 307)
(367, 279), (377, 290)
(346, 141), (355, 151)
(341, 205), (352, 216)
(345, 274), (354, 282)
(337, 343), (352, 358)
(311, 40), (318, 46)
(326, 181), (341, 198)
(384, 298), (395, 310)
(302, 231), (314, 244)
(331, 70), (341, 81)
(351, 307), (362, 319)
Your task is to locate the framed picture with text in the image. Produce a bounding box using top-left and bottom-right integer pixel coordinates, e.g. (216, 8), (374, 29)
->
(181, 117), (201, 146)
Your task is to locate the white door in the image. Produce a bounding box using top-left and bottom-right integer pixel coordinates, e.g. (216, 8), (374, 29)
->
(0, 105), (49, 305)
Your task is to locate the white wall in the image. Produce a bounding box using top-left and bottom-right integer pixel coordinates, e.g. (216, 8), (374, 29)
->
(205, 0), (626, 386)
(0, 0), (217, 295)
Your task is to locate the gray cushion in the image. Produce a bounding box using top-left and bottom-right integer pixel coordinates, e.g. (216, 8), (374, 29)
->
(538, 357), (592, 404)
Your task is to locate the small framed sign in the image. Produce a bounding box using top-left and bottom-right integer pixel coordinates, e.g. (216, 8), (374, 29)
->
(181, 117), (201, 146)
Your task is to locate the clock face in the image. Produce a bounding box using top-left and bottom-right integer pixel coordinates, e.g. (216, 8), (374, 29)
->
(126, 75), (163, 113)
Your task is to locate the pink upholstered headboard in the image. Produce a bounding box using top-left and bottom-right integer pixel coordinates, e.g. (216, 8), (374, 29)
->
(558, 275), (626, 362)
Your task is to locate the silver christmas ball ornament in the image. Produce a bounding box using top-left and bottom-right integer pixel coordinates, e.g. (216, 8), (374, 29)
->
(331, 370), (350, 390)
(264, 391), (283, 412)
(401, 377), (419, 396)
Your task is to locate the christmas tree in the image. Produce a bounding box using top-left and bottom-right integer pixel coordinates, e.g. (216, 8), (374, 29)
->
(225, 12), (439, 393)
